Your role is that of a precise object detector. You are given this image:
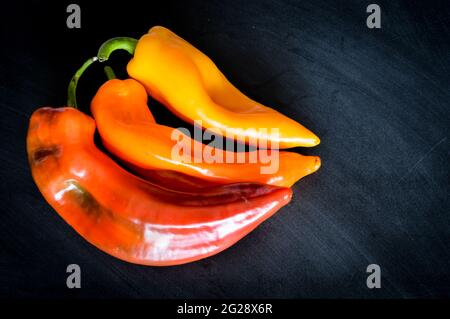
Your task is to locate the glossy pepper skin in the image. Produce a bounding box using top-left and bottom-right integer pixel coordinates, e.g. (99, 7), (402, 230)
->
(126, 165), (223, 192)
(127, 26), (320, 149)
(91, 79), (321, 187)
(27, 107), (292, 266)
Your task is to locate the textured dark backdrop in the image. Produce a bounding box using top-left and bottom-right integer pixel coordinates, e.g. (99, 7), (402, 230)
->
(1, 0), (449, 298)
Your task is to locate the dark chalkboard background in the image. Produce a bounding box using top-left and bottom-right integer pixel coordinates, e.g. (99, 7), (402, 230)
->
(1, 0), (449, 298)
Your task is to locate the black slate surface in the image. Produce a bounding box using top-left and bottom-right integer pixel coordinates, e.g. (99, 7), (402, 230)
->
(0, 0), (449, 298)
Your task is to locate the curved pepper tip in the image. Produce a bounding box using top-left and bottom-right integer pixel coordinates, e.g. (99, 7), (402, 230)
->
(288, 134), (320, 148)
(313, 135), (321, 146)
(313, 156), (321, 171)
(304, 133), (321, 148)
(305, 132), (321, 147)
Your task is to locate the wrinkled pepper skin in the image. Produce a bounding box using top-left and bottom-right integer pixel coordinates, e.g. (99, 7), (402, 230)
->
(91, 79), (321, 187)
(27, 107), (292, 266)
(127, 26), (320, 149)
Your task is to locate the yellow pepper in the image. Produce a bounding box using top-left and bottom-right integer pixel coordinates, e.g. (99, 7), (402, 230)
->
(126, 26), (320, 149)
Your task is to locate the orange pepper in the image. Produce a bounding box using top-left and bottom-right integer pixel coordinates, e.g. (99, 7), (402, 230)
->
(126, 26), (320, 148)
(91, 79), (321, 187)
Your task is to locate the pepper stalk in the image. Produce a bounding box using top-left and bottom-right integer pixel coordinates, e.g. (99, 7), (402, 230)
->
(67, 37), (137, 108)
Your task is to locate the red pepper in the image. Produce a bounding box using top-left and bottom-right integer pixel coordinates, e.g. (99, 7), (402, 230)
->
(27, 107), (292, 266)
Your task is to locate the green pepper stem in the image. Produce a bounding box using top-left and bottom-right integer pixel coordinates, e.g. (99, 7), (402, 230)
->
(97, 37), (138, 62)
(67, 37), (136, 108)
(104, 66), (117, 80)
(67, 57), (98, 108)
